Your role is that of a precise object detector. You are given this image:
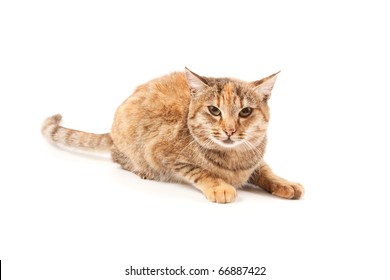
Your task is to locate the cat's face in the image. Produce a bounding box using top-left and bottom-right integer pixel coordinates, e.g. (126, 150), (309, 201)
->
(186, 68), (279, 150)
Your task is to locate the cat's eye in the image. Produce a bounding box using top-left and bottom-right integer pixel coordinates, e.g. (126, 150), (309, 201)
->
(208, 106), (221, 116)
(239, 107), (252, 118)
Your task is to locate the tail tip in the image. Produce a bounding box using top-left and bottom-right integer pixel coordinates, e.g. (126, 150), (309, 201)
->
(51, 114), (62, 123)
(41, 114), (62, 136)
(45, 113), (62, 124)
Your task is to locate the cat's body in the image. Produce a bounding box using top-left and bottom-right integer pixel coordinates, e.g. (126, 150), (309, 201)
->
(42, 68), (304, 203)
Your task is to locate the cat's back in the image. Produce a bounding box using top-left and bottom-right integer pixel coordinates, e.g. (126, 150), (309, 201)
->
(147, 71), (190, 103)
(119, 72), (189, 119)
(111, 72), (190, 145)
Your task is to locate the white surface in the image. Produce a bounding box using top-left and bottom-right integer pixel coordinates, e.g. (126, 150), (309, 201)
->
(1, 1), (389, 279)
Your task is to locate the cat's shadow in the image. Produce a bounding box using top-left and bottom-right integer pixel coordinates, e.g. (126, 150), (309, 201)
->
(46, 142), (275, 201)
(241, 184), (271, 196)
(47, 142), (112, 162)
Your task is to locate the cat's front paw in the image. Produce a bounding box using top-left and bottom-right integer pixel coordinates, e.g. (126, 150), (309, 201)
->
(268, 180), (304, 199)
(204, 184), (237, 203)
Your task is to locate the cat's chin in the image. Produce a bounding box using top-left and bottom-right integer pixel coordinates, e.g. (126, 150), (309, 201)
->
(212, 138), (243, 149)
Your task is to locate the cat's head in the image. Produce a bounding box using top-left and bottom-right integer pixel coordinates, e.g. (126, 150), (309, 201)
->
(185, 67), (279, 150)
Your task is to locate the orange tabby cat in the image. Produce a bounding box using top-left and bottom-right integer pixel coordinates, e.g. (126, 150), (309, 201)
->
(42, 68), (304, 203)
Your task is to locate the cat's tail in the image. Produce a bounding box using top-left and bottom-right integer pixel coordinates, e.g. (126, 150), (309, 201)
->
(41, 114), (113, 151)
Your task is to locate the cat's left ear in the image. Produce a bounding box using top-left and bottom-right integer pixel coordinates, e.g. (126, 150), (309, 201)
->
(185, 67), (209, 96)
(251, 71), (280, 101)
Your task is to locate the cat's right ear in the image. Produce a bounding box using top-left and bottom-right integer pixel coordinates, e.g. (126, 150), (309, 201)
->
(185, 67), (208, 96)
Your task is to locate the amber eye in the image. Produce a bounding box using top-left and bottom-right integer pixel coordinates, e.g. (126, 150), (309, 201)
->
(239, 107), (252, 118)
(208, 106), (221, 116)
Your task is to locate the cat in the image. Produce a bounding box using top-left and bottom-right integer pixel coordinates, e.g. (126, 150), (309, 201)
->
(42, 68), (304, 203)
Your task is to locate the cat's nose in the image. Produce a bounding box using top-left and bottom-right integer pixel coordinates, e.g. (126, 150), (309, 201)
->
(224, 128), (236, 136)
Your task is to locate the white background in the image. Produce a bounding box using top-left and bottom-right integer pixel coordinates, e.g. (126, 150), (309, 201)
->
(1, 0), (389, 279)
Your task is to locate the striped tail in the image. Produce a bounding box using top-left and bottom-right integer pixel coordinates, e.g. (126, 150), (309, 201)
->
(41, 114), (113, 151)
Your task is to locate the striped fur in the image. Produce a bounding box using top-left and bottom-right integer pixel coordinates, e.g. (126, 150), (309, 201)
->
(41, 114), (113, 150)
(42, 69), (304, 203)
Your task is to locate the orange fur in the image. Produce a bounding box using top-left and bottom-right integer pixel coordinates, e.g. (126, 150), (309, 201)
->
(42, 69), (304, 203)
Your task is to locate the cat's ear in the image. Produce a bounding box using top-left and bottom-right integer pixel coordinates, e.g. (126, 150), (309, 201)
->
(185, 67), (208, 95)
(252, 71), (280, 101)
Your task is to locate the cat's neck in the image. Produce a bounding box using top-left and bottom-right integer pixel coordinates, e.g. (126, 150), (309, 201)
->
(199, 136), (267, 171)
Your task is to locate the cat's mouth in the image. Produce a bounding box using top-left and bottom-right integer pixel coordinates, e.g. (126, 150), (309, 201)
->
(210, 136), (241, 148)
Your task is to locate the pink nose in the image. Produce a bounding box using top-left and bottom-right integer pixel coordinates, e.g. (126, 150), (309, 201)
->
(224, 128), (236, 136)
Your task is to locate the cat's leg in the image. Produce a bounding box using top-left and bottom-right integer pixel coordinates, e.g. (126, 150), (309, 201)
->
(111, 146), (134, 171)
(250, 161), (304, 199)
(111, 146), (156, 180)
(174, 163), (236, 203)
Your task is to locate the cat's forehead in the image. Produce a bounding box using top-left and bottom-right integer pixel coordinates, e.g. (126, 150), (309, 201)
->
(206, 78), (257, 105)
